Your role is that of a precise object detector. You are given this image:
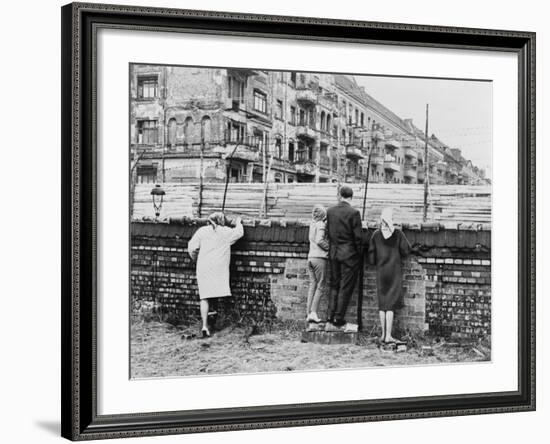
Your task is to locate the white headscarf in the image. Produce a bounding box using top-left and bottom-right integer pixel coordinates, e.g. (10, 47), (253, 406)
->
(380, 207), (395, 240)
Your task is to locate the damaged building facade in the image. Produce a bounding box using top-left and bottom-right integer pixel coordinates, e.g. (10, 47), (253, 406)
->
(130, 65), (488, 186)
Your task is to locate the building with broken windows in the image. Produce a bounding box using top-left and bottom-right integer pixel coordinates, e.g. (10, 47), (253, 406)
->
(130, 65), (488, 186)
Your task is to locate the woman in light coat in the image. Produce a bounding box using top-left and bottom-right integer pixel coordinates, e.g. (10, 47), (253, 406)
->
(188, 212), (244, 337)
(306, 205), (329, 323)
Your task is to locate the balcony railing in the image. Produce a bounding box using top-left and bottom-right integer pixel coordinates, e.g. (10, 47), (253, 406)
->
(294, 159), (317, 175)
(320, 156), (331, 168)
(384, 156), (400, 172)
(223, 97), (246, 112)
(403, 146), (418, 159)
(345, 144), (365, 160)
(271, 157), (295, 170)
(295, 89), (318, 105)
(296, 125), (318, 140)
(448, 166), (459, 177)
(370, 152), (384, 165)
(216, 142), (260, 162)
(404, 165), (417, 178)
(384, 138), (402, 150)
(319, 131), (332, 144)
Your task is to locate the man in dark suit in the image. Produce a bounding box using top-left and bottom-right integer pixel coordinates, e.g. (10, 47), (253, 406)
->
(325, 185), (364, 329)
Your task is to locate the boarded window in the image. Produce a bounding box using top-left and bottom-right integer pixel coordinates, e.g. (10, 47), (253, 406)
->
(201, 116), (212, 143)
(167, 118), (177, 148)
(183, 117), (193, 147)
(137, 120), (158, 145)
(275, 137), (283, 158)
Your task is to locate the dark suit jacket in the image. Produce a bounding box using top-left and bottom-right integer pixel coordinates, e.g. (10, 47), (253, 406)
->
(326, 201), (364, 261)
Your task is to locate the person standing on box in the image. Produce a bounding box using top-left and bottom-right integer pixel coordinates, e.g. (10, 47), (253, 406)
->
(306, 204), (329, 324)
(188, 212), (243, 338)
(325, 185), (364, 331)
(368, 207), (412, 343)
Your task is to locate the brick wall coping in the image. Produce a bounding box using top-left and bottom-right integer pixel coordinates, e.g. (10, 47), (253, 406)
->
(132, 219), (491, 250)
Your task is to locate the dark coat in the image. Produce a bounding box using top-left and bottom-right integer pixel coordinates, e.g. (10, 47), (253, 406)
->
(368, 228), (411, 311)
(326, 201), (364, 262)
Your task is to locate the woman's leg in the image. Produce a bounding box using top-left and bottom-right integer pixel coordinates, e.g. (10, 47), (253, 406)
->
(310, 259), (326, 320)
(200, 299), (209, 332)
(379, 310), (386, 341)
(384, 310), (395, 342)
(306, 260), (318, 317)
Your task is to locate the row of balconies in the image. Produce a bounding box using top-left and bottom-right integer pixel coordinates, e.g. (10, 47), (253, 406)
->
(134, 140), (434, 181)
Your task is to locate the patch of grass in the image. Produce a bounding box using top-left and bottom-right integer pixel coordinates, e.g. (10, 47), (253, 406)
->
(130, 318), (490, 379)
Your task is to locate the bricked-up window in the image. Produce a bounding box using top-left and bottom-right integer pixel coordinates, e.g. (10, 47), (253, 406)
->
(201, 116), (212, 144)
(275, 137), (283, 158)
(137, 120), (158, 145)
(183, 117), (194, 148)
(290, 106), (296, 125)
(167, 118), (177, 148)
(299, 109), (306, 126)
(228, 76), (245, 101)
(137, 76), (158, 99)
(253, 90), (267, 113)
(275, 100), (283, 119)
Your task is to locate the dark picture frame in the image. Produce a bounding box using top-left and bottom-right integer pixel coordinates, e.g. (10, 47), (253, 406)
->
(61, 2), (536, 440)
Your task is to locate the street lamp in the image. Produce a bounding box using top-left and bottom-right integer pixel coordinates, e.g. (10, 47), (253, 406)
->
(150, 184), (166, 218)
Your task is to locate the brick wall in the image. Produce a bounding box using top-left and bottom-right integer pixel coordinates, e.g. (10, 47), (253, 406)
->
(131, 220), (491, 340)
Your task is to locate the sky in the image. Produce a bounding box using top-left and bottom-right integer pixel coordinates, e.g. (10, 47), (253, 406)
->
(354, 75), (492, 178)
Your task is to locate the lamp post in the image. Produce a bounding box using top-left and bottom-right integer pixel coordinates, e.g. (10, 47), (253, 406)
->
(150, 184), (166, 218)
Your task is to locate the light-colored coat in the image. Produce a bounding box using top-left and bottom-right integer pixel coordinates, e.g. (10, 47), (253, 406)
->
(308, 220), (329, 259)
(187, 222), (244, 299)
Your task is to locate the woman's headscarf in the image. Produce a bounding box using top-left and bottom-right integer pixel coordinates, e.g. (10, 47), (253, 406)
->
(207, 212), (226, 230)
(312, 204), (327, 222)
(380, 207), (395, 239)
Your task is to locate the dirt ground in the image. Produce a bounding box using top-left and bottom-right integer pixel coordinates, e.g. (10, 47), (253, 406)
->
(130, 319), (491, 379)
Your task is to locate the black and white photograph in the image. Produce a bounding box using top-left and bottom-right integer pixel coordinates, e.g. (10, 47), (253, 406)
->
(129, 64), (493, 378)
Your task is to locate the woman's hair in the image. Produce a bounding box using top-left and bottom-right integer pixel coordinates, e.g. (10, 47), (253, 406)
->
(207, 212), (226, 229)
(312, 204), (327, 222)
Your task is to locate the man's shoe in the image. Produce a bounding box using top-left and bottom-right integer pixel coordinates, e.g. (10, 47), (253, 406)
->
(324, 322), (343, 332)
(343, 323), (358, 333)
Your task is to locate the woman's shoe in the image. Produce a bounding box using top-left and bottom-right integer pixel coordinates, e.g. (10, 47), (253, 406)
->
(201, 328), (211, 338)
(307, 313), (322, 323)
